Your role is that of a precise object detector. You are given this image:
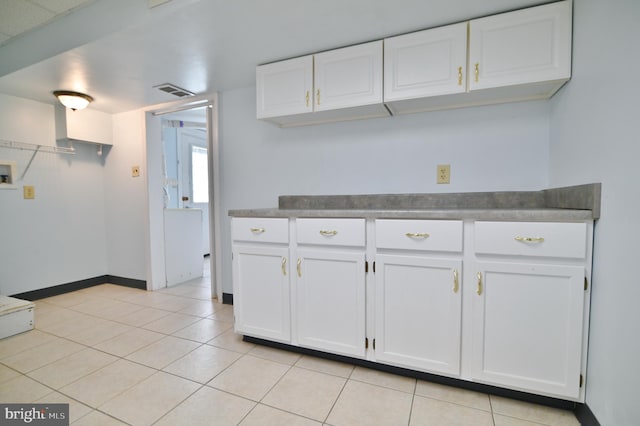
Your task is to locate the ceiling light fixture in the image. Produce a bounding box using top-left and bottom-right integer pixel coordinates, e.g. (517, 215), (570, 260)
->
(53, 90), (94, 111)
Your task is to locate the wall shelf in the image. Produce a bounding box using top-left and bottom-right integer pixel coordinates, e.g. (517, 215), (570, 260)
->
(0, 138), (76, 180)
(0, 139), (76, 155)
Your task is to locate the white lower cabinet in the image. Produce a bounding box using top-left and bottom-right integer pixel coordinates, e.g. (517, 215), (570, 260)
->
(468, 220), (590, 400)
(231, 218), (291, 343)
(232, 245), (290, 343)
(231, 216), (592, 402)
(470, 261), (586, 399)
(374, 254), (462, 375)
(294, 218), (366, 358)
(295, 248), (366, 358)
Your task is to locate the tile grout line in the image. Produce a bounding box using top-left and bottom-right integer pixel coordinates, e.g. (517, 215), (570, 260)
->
(320, 357), (358, 425)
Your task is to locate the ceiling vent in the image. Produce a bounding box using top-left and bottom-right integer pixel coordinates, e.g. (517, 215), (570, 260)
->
(153, 83), (195, 98)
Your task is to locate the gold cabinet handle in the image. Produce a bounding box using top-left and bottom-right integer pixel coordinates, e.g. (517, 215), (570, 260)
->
(453, 269), (459, 293)
(476, 272), (483, 295)
(297, 258), (302, 277)
(515, 236), (545, 243)
(319, 230), (338, 236)
(281, 257), (287, 276)
(316, 89), (320, 105)
(405, 232), (430, 239)
(305, 90), (310, 107)
(474, 63), (479, 82)
(457, 66), (463, 86)
(250, 227), (265, 234)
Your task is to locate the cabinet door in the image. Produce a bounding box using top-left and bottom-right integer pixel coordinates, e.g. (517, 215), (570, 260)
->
(232, 245), (290, 343)
(471, 261), (585, 399)
(468, 0), (572, 91)
(296, 248), (366, 358)
(375, 254), (462, 375)
(314, 41), (383, 111)
(384, 22), (468, 102)
(256, 55), (313, 119)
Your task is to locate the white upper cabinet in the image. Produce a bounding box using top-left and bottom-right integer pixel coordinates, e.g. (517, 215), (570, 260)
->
(468, 0), (572, 91)
(256, 55), (313, 119)
(384, 23), (468, 104)
(314, 41), (384, 111)
(257, 0), (573, 124)
(256, 42), (388, 126)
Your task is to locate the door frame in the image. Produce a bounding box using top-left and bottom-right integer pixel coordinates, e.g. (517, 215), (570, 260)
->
(144, 94), (222, 301)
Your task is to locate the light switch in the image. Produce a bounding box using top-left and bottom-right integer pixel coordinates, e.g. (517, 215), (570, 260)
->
(23, 185), (35, 199)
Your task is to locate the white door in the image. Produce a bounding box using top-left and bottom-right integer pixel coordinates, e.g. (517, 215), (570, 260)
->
(384, 22), (468, 102)
(295, 248), (366, 357)
(180, 130), (210, 256)
(468, 0), (572, 91)
(471, 261), (585, 399)
(375, 254), (462, 375)
(233, 245), (290, 343)
(314, 41), (383, 111)
(256, 55), (313, 118)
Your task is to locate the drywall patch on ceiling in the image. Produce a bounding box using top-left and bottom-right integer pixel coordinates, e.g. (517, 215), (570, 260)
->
(148, 0), (172, 8)
(0, 0), (94, 46)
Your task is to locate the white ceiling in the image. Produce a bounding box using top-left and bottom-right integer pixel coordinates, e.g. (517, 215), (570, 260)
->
(0, 0), (547, 114)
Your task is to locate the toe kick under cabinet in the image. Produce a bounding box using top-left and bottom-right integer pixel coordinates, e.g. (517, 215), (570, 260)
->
(230, 216), (593, 402)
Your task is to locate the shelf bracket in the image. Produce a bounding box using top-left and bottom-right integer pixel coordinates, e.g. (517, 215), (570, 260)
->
(20, 146), (40, 180)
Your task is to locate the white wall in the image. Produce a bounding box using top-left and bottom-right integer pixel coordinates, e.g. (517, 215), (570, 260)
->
(0, 94), (108, 295)
(549, 1), (640, 424)
(0, 95), (148, 294)
(104, 110), (147, 281)
(218, 86), (552, 293)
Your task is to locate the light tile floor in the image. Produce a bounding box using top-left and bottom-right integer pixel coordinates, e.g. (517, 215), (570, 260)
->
(1, 267), (581, 425)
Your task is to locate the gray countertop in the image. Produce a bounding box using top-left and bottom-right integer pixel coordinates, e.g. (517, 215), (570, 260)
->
(228, 208), (593, 221)
(228, 183), (601, 222)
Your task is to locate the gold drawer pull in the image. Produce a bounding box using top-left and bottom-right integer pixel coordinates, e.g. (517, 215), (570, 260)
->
(453, 269), (459, 293)
(474, 63), (479, 82)
(297, 258), (302, 277)
(281, 257), (287, 276)
(319, 230), (338, 236)
(250, 227), (265, 234)
(305, 90), (310, 107)
(405, 232), (430, 239)
(316, 89), (321, 105)
(515, 236), (545, 243)
(457, 66), (463, 86)
(476, 272), (483, 295)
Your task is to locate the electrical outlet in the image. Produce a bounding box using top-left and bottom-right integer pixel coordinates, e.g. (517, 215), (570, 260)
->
(23, 185), (35, 199)
(437, 164), (451, 184)
(132, 166), (140, 177)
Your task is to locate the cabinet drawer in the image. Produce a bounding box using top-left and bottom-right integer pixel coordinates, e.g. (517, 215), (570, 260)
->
(296, 218), (365, 247)
(376, 219), (463, 252)
(232, 218), (289, 244)
(475, 221), (587, 259)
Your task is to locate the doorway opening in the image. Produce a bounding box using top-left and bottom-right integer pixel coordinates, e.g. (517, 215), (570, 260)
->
(145, 96), (222, 301)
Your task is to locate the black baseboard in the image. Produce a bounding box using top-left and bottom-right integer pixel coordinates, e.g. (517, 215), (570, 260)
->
(243, 336), (584, 412)
(575, 402), (601, 426)
(222, 292), (233, 305)
(105, 275), (146, 290)
(11, 275), (147, 301)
